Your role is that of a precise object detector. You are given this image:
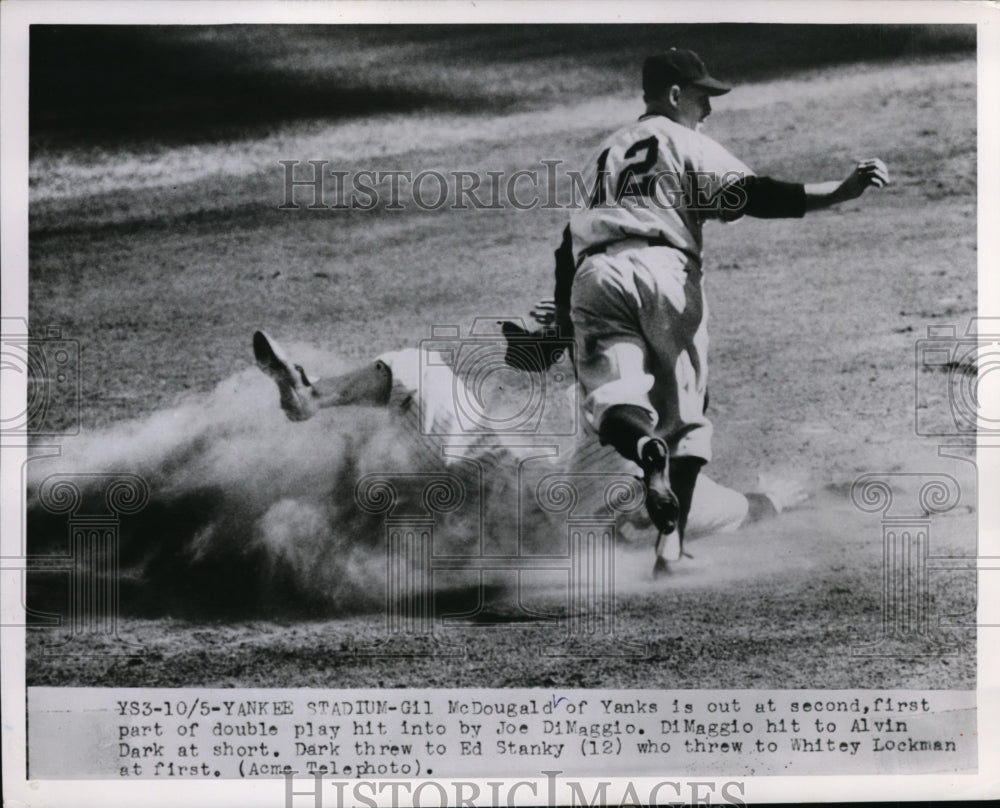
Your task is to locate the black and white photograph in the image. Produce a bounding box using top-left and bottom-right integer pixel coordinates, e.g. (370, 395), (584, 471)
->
(2, 0), (996, 803)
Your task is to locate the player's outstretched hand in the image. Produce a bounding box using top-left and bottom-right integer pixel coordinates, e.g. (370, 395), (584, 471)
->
(837, 158), (890, 201)
(755, 474), (809, 514)
(529, 298), (557, 327)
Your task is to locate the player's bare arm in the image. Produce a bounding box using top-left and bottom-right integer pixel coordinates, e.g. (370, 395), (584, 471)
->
(716, 158), (890, 220)
(803, 158), (891, 210)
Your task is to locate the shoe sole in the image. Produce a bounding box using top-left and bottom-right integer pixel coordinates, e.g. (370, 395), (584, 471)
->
(252, 330), (311, 419)
(253, 330), (290, 374)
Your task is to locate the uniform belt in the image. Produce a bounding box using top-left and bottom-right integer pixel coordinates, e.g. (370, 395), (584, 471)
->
(577, 236), (674, 265)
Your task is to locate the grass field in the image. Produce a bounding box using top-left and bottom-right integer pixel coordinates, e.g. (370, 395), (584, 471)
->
(25, 26), (977, 689)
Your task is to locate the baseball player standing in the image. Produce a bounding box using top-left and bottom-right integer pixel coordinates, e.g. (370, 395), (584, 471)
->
(570, 48), (889, 574)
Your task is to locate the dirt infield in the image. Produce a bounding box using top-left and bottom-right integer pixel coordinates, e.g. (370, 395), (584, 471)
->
(25, 30), (976, 689)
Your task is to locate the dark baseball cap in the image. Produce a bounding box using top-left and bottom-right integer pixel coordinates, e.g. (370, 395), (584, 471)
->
(642, 49), (731, 96)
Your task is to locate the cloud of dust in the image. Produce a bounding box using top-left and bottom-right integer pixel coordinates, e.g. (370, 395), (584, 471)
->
(26, 340), (879, 620)
(26, 344), (545, 617)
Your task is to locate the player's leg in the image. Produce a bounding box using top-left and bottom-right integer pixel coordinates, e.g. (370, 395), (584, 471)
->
(570, 256), (681, 541)
(685, 474), (750, 538)
(252, 330), (391, 421)
(627, 250), (713, 572)
(597, 403), (680, 536)
(636, 254), (712, 464)
(253, 334), (514, 465)
(685, 474), (809, 538)
(669, 456), (705, 540)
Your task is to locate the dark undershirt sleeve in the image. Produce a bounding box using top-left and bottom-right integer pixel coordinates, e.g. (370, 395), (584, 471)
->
(719, 176), (807, 220)
(553, 225), (575, 312)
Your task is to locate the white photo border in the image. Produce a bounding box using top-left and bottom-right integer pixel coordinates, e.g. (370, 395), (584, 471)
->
(2, 1), (998, 805)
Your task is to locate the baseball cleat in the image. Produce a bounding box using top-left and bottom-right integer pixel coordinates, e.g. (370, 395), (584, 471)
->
(252, 330), (317, 421)
(640, 437), (678, 536)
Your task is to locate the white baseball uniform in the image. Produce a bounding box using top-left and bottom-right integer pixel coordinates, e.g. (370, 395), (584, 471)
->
(570, 114), (752, 463)
(377, 348), (749, 537)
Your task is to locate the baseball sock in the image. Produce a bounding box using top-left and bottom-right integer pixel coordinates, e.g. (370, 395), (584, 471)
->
(598, 404), (656, 464)
(669, 456), (705, 537)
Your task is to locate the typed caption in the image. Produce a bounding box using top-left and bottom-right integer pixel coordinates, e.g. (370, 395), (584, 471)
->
(28, 688), (975, 779)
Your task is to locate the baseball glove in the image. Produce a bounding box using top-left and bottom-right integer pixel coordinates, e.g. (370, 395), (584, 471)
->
(500, 320), (572, 373)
